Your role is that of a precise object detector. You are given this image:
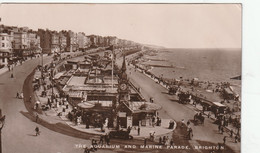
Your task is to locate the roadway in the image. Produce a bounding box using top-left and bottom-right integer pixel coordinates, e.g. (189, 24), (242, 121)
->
(0, 54), (112, 153)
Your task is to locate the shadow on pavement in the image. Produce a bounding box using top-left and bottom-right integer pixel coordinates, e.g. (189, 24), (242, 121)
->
(27, 134), (37, 137)
(161, 91), (170, 95)
(170, 99), (179, 103)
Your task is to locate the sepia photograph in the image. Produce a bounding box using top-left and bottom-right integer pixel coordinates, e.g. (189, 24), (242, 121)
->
(0, 3), (241, 153)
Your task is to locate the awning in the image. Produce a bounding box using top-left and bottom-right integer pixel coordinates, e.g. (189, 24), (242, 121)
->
(130, 102), (162, 113)
(0, 49), (12, 53)
(212, 102), (226, 107)
(77, 100), (112, 109)
(54, 72), (65, 79)
(230, 75), (241, 80)
(200, 100), (213, 106)
(77, 102), (95, 109)
(224, 88), (233, 94)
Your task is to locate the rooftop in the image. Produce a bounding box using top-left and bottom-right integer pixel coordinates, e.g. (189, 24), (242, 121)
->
(67, 76), (86, 86)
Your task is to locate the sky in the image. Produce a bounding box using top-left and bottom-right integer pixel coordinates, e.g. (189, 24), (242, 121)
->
(0, 4), (241, 48)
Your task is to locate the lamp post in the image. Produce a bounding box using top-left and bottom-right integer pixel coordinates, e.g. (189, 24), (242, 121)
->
(0, 109), (6, 153)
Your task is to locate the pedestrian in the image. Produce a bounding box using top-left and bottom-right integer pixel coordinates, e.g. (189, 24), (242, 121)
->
(144, 138), (147, 146)
(170, 139), (174, 146)
(230, 129), (233, 138)
(208, 112), (211, 118)
(35, 113), (39, 123)
(35, 126), (40, 136)
(29, 96), (32, 103)
(16, 92), (19, 98)
(137, 126), (140, 136)
(107, 135), (110, 145)
(104, 133), (108, 144)
(35, 101), (39, 110)
(127, 126), (131, 134)
(100, 123), (104, 131)
(159, 137), (162, 145)
(221, 126), (224, 134)
(152, 116), (155, 127)
(235, 135), (238, 143)
(99, 135), (104, 145)
(181, 119), (185, 127)
(187, 120), (190, 126)
(165, 136), (169, 145)
(223, 136), (227, 144)
(48, 100), (52, 109)
(162, 136), (166, 144)
(158, 118), (161, 126)
(20, 92), (23, 99)
(84, 147), (90, 153)
(62, 107), (66, 114)
(187, 128), (193, 140)
(151, 132), (155, 141)
(218, 125), (221, 133)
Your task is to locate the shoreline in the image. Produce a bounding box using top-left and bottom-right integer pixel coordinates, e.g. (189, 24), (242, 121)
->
(128, 49), (241, 94)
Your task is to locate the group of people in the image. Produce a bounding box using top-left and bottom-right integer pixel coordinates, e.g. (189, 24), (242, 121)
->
(151, 116), (162, 127)
(223, 132), (240, 145)
(158, 136), (174, 146)
(16, 92), (24, 99)
(181, 119), (193, 140)
(97, 133), (110, 145)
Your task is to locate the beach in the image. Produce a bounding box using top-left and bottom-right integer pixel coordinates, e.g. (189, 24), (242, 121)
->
(136, 48), (241, 94)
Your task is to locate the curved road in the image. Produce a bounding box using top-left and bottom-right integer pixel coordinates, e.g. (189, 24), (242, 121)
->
(0, 56), (113, 153)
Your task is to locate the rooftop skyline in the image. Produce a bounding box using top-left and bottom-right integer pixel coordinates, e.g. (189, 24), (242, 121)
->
(0, 4), (241, 48)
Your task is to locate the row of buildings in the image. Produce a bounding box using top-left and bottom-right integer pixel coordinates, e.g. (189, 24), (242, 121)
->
(0, 24), (139, 66)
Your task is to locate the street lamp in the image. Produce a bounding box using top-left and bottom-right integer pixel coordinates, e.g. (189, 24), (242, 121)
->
(0, 109), (6, 153)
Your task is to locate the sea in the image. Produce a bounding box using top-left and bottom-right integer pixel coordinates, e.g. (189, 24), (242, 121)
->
(142, 48), (241, 93)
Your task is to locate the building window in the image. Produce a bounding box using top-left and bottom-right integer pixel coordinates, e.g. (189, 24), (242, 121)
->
(2, 43), (4, 47)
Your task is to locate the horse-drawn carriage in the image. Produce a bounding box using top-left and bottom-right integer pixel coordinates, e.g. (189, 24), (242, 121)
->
(193, 113), (205, 125)
(168, 86), (179, 95)
(178, 92), (191, 104)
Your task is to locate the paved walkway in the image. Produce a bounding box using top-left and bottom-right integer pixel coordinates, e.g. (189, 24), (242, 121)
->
(0, 67), (8, 75)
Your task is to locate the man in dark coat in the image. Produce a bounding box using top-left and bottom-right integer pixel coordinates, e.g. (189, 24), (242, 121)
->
(35, 126), (40, 136)
(137, 126), (140, 136)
